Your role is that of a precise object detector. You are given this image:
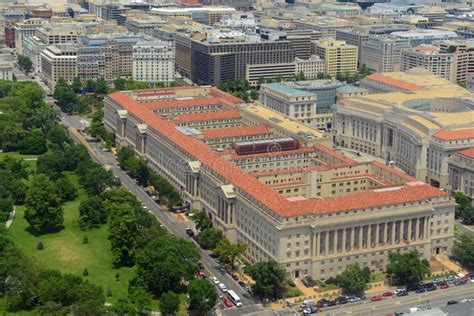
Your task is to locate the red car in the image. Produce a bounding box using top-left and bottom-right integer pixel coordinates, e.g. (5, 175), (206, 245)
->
(383, 292), (393, 297)
(440, 284), (449, 289)
(371, 295), (383, 302)
(223, 297), (233, 308)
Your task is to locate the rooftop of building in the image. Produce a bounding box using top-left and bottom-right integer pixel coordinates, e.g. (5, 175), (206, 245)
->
(391, 28), (458, 39)
(458, 147), (474, 159)
(108, 87), (449, 218)
(433, 128), (474, 141)
(151, 6), (236, 13)
(201, 124), (270, 139)
(262, 82), (313, 96)
(287, 79), (344, 90)
(336, 85), (367, 93)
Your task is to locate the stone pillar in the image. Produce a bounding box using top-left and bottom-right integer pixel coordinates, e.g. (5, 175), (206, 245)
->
(334, 230), (339, 253)
(315, 233), (320, 256)
(325, 231), (329, 255)
(425, 217), (430, 239)
(375, 224), (380, 246)
(342, 228), (347, 251)
(413, 218), (417, 241)
(401, 220), (405, 241)
(408, 219), (413, 241)
(368, 225), (372, 248)
(359, 226), (363, 249)
(383, 223), (388, 245)
(350, 227), (355, 251)
(391, 222), (396, 244)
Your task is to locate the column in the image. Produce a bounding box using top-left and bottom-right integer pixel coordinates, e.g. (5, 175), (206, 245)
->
(400, 220), (405, 241)
(418, 218), (423, 240)
(315, 233), (320, 257)
(408, 219), (413, 241)
(334, 230), (339, 253)
(350, 227), (355, 251)
(359, 226), (363, 249)
(342, 228), (347, 251)
(425, 217), (430, 239)
(391, 222), (396, 245)
(368, 225), (373, 248)
(375, 224), (380, 246)
(325, 231), (329, 255)
(383, 222), (388, 245)
(413, 218), (418, 241)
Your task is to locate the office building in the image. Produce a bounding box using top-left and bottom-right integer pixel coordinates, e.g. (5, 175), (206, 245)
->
(40, 44), (78, 91)
(436, 40), (474, 83)
(190, 31), (294, 85)
(361, 36), (410, 73)
(401, 45), (456, 82)
(132, 40), (175, 84)
(448, 148), (474, 206)
(311, 39), (358, 78)
(150, 7), (236, 26)
(391, 29), (458, 46)
(0, 62), (13, 80)
(14, 18), (48, 54)
(104, 85), (454, 279)
(36, 24), (81, 45)
(334, 68), (474, 188)
(124, 15), (165, 36)
(77, 34), (149, 82)
(245, 55), (325, 86)
(22, 35), (48, 74)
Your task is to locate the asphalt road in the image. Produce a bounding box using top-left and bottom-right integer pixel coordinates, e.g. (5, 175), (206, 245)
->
(283, 282), (474, 316)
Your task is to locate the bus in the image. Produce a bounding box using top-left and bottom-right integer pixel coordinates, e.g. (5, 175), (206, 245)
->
(227, 290), (243, 307)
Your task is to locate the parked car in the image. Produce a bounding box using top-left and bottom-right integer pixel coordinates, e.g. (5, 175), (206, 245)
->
(447, 300), (458, 305)
(185, 228), (194, 237)
(406, 284), (420, 292)
(440, 284), (449, 289)
(415, 287), (426, 293)
(317, 298), (329, 307)
(396, 290), (408, 297)
(383, 292), (393, 297)
(198, 262), (204, 270)
(210, 276), (219, 284)
(393, 289), (405, 294)
(370, 296), (383, 302)
(231, 274), (239, 281)
(238, 281), (246, 288)
(302, 276), (316, 288)
(335, 296), (348, 305)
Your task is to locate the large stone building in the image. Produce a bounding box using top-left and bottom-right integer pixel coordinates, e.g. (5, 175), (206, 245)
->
(190, 30), (294, 85)
(40, 44), (78, 90)
(132, 40), (175, 84)
(311, 39), (358, 78)
(104, 86), (455, 279)
(334, 69), (474, 189)
(361, 36), (410, 73)
(448, 148), (474, 206)
(401, 45), (456, 82)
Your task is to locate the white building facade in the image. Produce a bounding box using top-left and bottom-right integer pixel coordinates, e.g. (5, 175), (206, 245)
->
(132, 40), (175, 84)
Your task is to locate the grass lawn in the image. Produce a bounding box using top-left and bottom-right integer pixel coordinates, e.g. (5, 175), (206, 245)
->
(0, 151), (39, 161)
(371, 273), (386, 283)
(8, 173), (137, 306)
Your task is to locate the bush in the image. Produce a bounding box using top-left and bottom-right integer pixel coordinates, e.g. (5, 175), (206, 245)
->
(287, 279), (296, 287)
(325, 277), (338, 285)
(37, 241), (44, 250)
(283, 288), (303, 298)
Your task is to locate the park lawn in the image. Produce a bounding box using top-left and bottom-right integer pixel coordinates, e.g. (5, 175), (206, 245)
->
(8, 173), (137, 306)
(0, 151), (39, 161)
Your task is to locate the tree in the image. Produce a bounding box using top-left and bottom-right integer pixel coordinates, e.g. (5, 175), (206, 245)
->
(188, 279), (218, 315)
(36, 151), (65, 178)
(19, 128), (47, 155)
(114, 77), (127, 91)
(160, 291), (180, 315)
(453, 191), (471, 218)
(78, 196), (107, 228)
(24, 174), (64, 233)
(117, 146), (135, 169)
(54, 78), (77, 113)
(71, 77), (82, 93)
(108, 204), (141, 266)
(79, 164), (116, 195)
(386, 250), (430, 285)
(17, 55), (32, 73)
(84, 80), (96, 93)
(452, 234), (474, 270)
(133, 235), (200, 296)
(245, 261), (287, 300)
(193, 210), (213, 231)
(214, 238), (247, 270)
(47, 124), (69, 148)
(197, 228), (222, 250)
(249, 89), (259, 101)
(337, 264), (370, 295)
(54, 177), (77, 202)
(24, 106), (59, 134)
(95, 77), (109, 95)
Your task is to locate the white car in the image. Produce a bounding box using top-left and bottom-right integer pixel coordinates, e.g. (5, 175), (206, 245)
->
(218, 283), (228, 293)
(393, 289), (405, 294)
(210, 276), (219, 284)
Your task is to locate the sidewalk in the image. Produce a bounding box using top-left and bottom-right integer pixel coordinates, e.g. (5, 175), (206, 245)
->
(5, 206), (15, 229)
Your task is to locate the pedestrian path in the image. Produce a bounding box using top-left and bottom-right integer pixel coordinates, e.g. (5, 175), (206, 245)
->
(5, 206), (15, 228)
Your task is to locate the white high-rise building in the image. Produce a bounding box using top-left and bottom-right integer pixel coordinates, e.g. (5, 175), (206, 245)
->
(132, 40), (174, 84)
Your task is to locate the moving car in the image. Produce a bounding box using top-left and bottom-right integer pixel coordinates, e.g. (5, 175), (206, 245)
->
(218, 283), (228, 293)
(447, 300), (458, 305)
(210, 276), (219, 284)
(185, 228), (194, 237)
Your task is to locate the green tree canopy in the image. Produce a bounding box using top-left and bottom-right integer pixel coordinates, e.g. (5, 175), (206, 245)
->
(79, 196), (107, 229)
(386, 250), (430, 285)
(193, 210), (213, 231)
(19, 128), (47, 155)
(24, 174), (64, 233)
(214, 238), (247, 270)
(188, 279), (218, 315)
(245, 261), (287, 300)
(159, 291), (180, 315)
(197, 228), (222, 250)
(337, 264), (371, 295)
(452, 234), (474, 270)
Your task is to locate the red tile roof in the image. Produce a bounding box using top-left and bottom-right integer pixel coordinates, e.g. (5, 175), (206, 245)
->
(176, 110), (241, 122)
(108, 89), (448, 217)
(202, 124), (270, 139)
(231, 146), (315, 159)
(458, 147), (474, 159)
(432, 128), (474, 141)
(366, 74), (425, 92)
